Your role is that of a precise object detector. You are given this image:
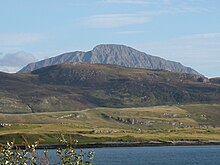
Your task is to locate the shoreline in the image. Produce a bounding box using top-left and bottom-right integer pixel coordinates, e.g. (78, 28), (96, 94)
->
(33, 140), (220, 149)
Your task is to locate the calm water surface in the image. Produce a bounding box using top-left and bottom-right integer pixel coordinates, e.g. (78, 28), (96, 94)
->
(38, 145), (220, 165)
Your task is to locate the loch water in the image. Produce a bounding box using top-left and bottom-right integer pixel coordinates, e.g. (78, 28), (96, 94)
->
(38, 145), (220, 165)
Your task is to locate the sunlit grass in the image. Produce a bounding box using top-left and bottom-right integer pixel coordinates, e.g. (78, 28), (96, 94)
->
(1, 104), (220, 144)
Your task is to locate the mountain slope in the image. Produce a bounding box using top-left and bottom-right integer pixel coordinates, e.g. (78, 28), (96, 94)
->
(18, 51), (85, 73)
(1, 63), (219, 113)
(18, 44), (200, 75)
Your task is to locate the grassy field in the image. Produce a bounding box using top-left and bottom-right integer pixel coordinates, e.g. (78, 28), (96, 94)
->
(1, 104), (220, 144)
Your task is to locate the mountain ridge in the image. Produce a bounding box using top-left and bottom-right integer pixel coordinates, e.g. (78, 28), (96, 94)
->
(18, 44), (200, 75)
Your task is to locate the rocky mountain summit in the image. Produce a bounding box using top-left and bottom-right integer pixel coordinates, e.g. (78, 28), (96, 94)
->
(18, 44), (200, 75)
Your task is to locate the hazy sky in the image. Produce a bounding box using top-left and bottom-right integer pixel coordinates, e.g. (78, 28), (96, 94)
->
(0, 0), (219, 77)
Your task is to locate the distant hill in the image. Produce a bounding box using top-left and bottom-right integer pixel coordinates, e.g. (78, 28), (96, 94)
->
(210, 78), (220, 84)
(18, 44), (200, 75)
(1, 63), (219, 113)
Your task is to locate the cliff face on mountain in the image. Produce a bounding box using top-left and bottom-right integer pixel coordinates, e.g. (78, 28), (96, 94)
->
(18, 44), (200, 75)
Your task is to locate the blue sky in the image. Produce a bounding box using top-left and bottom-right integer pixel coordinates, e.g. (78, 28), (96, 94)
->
(0, 0), (219, 77)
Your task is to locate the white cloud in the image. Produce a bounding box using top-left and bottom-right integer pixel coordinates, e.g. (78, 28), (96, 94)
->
(104, 0), (208, 13)
(0, 33), (46, 46)
(0, 66), (21, 73)
(83, 0), (207, 29)
(81, 13), (150, 28)
(180, 33), (220, 40)
(116, 30), (145, 35)
(104, 0), (147, 4)
(0, 51), (36, 73)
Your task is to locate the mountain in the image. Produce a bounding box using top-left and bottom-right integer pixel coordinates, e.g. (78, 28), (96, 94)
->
(1, 63), (219, 114)
(18, 44), (200, 75)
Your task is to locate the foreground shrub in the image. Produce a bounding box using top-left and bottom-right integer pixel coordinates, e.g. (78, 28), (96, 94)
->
(0, 135), (95, 165)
